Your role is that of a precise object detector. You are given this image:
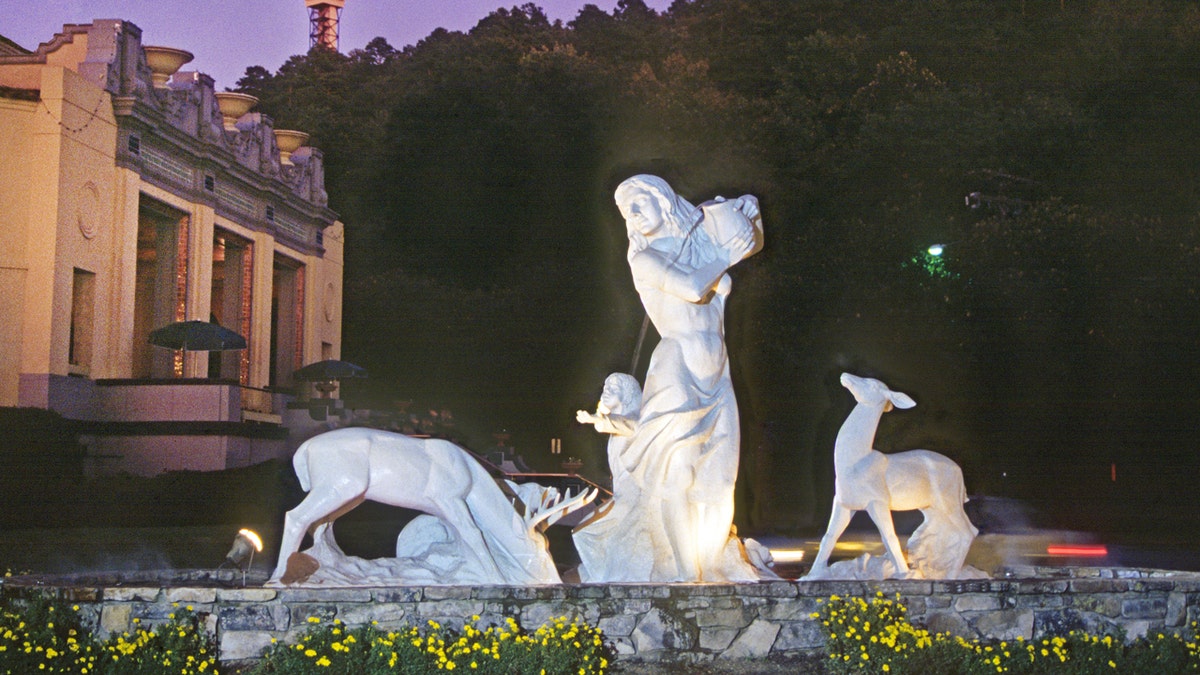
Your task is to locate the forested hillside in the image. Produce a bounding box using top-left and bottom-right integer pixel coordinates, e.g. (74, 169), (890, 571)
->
(239, 0), (1200, 533)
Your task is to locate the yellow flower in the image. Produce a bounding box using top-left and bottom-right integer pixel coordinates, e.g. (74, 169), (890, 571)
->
(316, 655), (331, 666)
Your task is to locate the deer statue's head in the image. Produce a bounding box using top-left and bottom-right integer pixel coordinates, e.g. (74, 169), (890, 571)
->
(841, 372), (916, 413)
(496, 481), (598, 583)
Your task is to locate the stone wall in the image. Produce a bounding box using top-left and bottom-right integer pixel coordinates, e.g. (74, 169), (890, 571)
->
(3, 566), (1199, 667)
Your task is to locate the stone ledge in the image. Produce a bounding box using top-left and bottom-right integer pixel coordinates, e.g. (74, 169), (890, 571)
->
(2, 567), (1198, 665)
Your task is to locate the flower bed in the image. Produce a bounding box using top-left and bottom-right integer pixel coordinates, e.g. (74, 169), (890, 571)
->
(1, 593), (609, 675)
(816, 591), (1200, 673)
(0, 594), (217, 674)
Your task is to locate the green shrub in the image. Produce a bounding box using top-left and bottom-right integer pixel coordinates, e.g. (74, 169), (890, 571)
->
(249, 614), (611, 675)
(815, 592), (1200, 673)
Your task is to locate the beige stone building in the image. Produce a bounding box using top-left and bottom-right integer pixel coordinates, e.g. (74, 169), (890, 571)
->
(0, 20), (345, 475)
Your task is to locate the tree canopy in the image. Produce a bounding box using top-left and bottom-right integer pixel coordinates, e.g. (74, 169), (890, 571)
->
(239, 0), (1200, 535)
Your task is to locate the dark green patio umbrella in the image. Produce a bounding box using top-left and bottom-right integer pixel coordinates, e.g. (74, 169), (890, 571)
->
(148, 320), (247, 351)
(293, 359), (368, 381)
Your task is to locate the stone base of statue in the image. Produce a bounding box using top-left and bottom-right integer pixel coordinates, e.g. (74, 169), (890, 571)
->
(906, 510), (980, 579)
(274, 516), (501, 587)
(573, 497), (776, 583)
(803, 552), (988, 581)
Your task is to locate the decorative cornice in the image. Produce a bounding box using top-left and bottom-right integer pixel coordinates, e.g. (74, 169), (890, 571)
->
(6, 19), (338, 244)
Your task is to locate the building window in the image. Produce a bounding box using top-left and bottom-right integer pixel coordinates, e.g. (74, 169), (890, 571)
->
(265, 205), (275, 223)
(128, 134), (140, 155)
(204, 175), (215, 192)
(69, 268), (95, 374)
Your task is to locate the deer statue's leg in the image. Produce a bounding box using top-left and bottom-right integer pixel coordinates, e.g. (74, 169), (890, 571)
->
(865, 500), (910, 576)
(808, 502), (853, 574)
(270, 489), (356, 582)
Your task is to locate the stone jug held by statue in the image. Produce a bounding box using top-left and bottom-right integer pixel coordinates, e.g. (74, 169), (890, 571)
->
(698, 195), (764, 261)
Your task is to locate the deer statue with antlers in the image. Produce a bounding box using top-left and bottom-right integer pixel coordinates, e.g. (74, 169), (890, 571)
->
(269, 427), (596, 586)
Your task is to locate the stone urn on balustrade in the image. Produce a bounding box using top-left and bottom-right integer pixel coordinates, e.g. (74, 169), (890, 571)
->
(215, 92), (258, 131)
(142, 46), (193, 88)
(273, 129), (310, 166)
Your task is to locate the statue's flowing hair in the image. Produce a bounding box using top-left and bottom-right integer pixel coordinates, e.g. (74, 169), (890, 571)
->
(615, 174), (714, 268)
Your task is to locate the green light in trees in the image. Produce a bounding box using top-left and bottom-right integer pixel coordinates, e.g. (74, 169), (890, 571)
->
(905, 243), (956, 280)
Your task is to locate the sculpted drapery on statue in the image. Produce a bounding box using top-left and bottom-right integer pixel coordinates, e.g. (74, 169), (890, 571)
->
(573, 174), (767, 582)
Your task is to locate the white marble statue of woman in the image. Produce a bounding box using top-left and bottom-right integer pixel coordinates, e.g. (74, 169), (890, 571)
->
(573, 174), (763, 582)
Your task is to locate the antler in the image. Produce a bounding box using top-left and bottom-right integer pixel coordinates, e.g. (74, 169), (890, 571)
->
(524, 487), (598, 532)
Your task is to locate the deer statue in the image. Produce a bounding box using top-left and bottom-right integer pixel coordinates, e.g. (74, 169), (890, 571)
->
(805, 373), (977, 580)
(268, 427), (596, 586)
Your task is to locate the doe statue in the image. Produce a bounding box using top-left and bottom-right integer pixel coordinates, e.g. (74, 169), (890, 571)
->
(269, 427), (596, 586)
(572, 174), (770, 583)
(805, 373), (980, 580)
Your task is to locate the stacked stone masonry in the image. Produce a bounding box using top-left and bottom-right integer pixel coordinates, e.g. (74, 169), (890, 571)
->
(3, 566), (1199, 666)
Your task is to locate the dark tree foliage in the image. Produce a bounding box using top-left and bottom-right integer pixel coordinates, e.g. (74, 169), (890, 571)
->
(238, 0), (1200, 535)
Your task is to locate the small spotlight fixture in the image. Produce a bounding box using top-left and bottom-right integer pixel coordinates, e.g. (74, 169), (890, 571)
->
(224, 528), (263, 570)
(927, 244), (945, 257)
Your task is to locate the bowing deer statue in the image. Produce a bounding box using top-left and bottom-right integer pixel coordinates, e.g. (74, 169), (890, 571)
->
(806, 373), (977, 579)
(269, 427), (596, 585)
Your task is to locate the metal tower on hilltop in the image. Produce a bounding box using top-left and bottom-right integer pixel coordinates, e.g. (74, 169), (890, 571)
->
(305, 0), (345, 52)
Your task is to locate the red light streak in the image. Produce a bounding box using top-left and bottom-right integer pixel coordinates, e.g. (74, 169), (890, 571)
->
(1046, 544), (1108, 557)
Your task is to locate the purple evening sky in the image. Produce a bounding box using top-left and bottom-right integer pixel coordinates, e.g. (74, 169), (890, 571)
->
(4, 0), (673, 91)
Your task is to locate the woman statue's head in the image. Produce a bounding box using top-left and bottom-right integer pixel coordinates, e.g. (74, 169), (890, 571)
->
(615, 175), (694, 250)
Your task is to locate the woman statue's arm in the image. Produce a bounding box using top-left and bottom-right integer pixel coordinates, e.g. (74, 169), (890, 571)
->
(633, 228), (756, 302)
